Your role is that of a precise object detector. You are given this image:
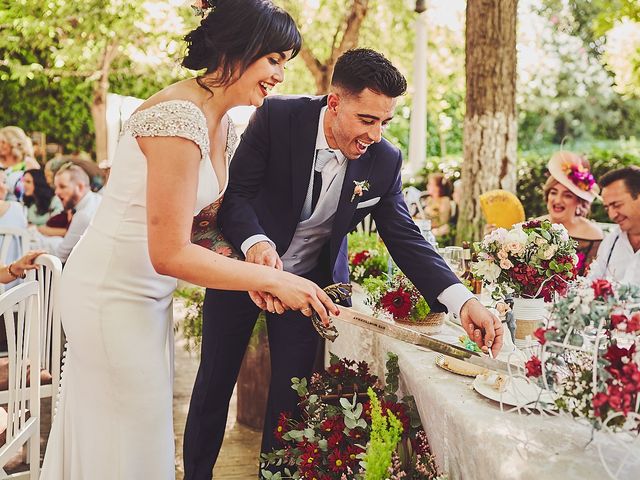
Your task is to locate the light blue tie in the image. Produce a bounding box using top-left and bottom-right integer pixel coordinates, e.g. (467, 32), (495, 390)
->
(315, 148), (336, 172)
(301, 149), (336, 220)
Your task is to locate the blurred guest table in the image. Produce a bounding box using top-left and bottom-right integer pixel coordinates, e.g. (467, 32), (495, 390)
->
(326, 286), (640, 480)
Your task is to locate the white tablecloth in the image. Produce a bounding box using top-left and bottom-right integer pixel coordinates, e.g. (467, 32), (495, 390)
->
(326, 289), (640, 480)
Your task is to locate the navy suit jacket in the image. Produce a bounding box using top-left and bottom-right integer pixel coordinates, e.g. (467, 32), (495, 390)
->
(219, 95), (460, 312)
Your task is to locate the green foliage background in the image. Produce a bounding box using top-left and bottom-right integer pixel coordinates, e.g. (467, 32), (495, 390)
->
(1, 0), (638, 181)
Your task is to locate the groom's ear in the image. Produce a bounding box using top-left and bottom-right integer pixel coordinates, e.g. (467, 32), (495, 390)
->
(326, 92), (340, 113)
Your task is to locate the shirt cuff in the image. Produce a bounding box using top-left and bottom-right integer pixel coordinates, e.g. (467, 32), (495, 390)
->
(241, 234), (275, 256)
(437, 283), (475, 318)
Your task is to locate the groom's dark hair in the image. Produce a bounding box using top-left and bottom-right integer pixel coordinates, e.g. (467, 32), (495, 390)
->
(331, 48), (407, 98)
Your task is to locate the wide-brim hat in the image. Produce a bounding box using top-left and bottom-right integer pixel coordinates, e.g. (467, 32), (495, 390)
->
(547, 151), (599, 203)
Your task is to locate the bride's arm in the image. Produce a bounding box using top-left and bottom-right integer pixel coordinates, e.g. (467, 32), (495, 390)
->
(138, 135), (338, 322)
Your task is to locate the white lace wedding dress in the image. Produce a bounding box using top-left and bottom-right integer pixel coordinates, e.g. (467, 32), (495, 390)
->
(41, 100), (236, 479)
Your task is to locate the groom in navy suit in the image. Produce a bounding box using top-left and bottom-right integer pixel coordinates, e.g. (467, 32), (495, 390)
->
(183, 48), (503, 479)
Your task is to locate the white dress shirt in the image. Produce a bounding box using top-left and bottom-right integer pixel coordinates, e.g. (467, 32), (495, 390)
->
(55, 191), (102, 262)
(587, 226), (640, 285)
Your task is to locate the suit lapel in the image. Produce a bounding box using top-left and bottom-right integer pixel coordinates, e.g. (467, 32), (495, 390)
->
(290, 97), (327, 220)
(330, 149), (377, 263)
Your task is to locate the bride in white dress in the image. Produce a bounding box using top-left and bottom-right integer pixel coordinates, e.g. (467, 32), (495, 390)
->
(40, 1), (338, 478)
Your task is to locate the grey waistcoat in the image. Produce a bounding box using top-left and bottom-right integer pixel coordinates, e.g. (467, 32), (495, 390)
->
(282, 164), (347, 275)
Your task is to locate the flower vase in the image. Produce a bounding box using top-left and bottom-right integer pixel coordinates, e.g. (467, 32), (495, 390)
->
(512, 297), (547, 341)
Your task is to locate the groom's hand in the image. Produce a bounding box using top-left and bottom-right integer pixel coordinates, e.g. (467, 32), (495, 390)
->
(246, 242), (285, 313)
(246, 241), (283, 270)
(460, 298), (503, 357)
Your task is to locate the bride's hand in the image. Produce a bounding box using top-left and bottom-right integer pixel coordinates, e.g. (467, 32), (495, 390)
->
(248, 290), (288, 314)
(269, 271), (339, 326)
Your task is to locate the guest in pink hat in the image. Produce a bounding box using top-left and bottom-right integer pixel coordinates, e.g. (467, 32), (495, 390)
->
(541, 151), (603, 275)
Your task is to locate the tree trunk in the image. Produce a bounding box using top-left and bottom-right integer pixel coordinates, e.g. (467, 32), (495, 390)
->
(298, 0), (369, 94)
(91, 42), (118, 164)
(457, 0), (518, 243)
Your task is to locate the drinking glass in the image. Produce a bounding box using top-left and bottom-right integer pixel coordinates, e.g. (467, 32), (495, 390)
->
(443, 246), (465, 278)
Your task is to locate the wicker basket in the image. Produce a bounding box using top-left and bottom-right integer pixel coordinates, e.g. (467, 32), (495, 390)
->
(394, 312), (446, 328)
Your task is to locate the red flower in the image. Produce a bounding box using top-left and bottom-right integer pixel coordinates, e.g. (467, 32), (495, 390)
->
(380, 288), (412, 319)
(592, 279), (614, 300)
(328, 450), (348, 472)
(327, 431), (345, 449)
(330, 362), (345, 377)
(610, 313), (628, 329)
(604, 343), (635, 372)
(592, 392), (609, 416)
(533, 327), (555, 345)
(274, 412), (290, 442)
(349, 427), (366, 442)
(320, 415), (345, 434)
(345, 444), (363, 466)
(522, 220), (542, 228)
(299, 450), (319, 470)
(627, 312), (640, 333)
(351, 250), (370, 266)
(525, 356), (542, 378)
(381, 401), (410, 433)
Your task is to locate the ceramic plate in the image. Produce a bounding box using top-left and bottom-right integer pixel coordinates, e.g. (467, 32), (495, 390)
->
(472, 375), (555, 408)
(435, 354), (488, 377)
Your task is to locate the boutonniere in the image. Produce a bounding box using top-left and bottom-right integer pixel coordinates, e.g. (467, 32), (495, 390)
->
(351, 180), (370, 202)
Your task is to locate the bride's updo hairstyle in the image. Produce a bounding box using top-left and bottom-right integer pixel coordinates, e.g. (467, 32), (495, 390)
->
(183, 0), (302, 93)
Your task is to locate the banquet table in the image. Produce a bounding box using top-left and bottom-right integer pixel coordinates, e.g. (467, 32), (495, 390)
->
(325, 288), (640, 480)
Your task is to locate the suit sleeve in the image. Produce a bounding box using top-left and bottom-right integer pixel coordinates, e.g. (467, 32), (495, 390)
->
(371, 150), (461, 312)
(219, 100), (272, 251)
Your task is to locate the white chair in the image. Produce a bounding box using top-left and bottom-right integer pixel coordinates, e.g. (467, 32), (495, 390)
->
(0, 227), (30, 296)
(355, 214), (376, 235)
(27, 254), (63, 411)
(0, 281), (40, 479)
(403, 186), (427, 219)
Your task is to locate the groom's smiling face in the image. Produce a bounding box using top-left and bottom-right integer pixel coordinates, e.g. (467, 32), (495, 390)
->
(324, 88), (396, 160)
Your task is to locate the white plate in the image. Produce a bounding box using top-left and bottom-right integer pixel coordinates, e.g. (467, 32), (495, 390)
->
(472, 375), (555, 408)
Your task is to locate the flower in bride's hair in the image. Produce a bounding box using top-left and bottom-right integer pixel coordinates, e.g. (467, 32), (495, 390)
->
(190, 0), (216, 16)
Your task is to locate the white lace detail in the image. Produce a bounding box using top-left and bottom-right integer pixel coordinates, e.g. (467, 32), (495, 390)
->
(225, 119), (238, 164)
(124, 100), (210, 160)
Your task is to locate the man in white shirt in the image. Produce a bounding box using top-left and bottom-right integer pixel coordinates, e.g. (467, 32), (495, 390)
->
(50, 163), (101, 262)
(588, 166), (640, 284)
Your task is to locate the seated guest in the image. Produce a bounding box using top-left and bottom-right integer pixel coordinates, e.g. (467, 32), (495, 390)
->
(42, 163), (101, 262)
(0, 249), (45, 352)
(0, 250), (44, 283)
(22, 169), (63, 226)
(542, 152), (603, 276)
(588, 166), (640, 284)
(43, 157), (67, 188)
(424, 173), (453, 239)
(0, 126), (40, 201)
(0, 169), (29, 288)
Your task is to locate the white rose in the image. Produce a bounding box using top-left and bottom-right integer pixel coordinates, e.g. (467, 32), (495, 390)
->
(540, 245), (557, 260)
(505, 241), (523, 255)
(484, 227), (508, 245)
(551, 223), (570, 241)
(497, 249), (509, 260)
(473, 260), (502, 283)
(505, 228), (528, 246)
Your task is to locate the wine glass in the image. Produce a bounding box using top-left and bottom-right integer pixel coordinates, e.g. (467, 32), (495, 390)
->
(443, 246), (465, 278)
